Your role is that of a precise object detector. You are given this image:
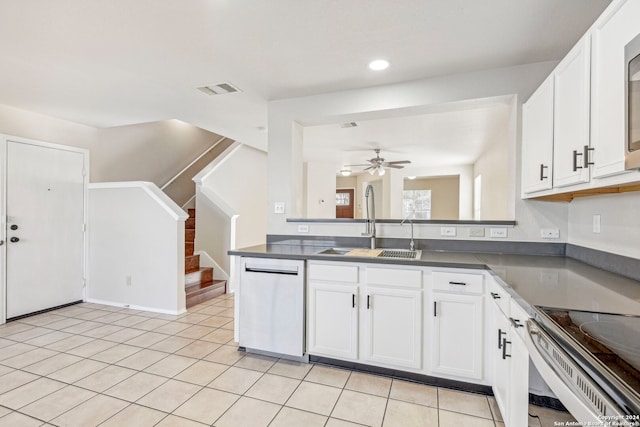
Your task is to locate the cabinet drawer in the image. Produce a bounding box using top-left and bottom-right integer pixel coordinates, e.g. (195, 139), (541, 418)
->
(433, 271), (483, 294)
(308, 263), (359, 283)
(366, 267), (422, 289)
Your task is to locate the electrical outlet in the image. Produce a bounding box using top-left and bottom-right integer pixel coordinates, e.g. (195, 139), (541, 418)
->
(593, 214), (601, 233)
(541, 228), (560, 239)
(274, 202), (285, 214)
(297, 225), (309, 233)
(490, 228), (508, 238)
(440, 227), (456, 237)
(469, 228), (485, 237)
(126, 275), (132, 286)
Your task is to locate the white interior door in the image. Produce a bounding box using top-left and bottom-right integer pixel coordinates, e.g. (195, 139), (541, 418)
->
(6, 140), (85, 319)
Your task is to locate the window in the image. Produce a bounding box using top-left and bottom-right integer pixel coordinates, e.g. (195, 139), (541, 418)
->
(403, 190), (431, 219)
(336, 192), (350, 206)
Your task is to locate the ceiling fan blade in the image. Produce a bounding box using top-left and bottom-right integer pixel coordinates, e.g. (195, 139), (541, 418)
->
(344, 163), (371, 167)
(362, 166), (375, 171)
(385, 160), (411, 165)
(387, 164), (405, 169)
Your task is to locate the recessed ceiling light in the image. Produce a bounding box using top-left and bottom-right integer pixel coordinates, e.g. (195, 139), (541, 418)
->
(368, 59), (389, 71)
(340, 169), (352, 176)
(407, 176), (416, 180)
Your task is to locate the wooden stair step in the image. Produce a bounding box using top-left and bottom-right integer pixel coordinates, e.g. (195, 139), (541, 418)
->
(188, 208), (196, 218)
(185, 242), (194, 257)
(185, 229), (196, 242)
(185, 254), (200, 273)
(186, 280), (226, 308)
(185, 267), (213, 286)
(185, 217), (196, 229)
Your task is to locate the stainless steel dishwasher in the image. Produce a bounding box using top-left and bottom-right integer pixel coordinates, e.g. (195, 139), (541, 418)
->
(238, 257), (305, 359)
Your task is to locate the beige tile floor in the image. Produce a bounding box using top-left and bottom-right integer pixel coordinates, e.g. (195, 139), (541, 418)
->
(0, 293), (577, 427)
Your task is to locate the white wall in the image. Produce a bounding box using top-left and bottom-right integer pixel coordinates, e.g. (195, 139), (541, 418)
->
(473, 135), (510, 220)
(305, 162), (337, 218)
(195, 144), (268, 286)
(267, 61), (567, 242)
(87, 182), (188, 314)
(568, 192), (640, 259)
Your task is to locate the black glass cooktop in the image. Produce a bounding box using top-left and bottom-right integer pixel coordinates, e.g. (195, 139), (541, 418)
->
(537, 307), (640, 399)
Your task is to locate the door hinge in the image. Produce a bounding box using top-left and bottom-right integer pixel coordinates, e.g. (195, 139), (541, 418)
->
(83, 278), (87, 288)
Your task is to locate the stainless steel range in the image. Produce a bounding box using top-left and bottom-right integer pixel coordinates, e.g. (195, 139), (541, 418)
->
(527, 306), (640, 425)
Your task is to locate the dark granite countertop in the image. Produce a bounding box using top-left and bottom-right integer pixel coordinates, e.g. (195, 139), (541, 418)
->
(229, 244), (640, 316)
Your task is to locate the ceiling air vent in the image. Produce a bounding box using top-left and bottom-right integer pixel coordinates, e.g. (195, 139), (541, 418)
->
(340, 122), (358, 128)
(197, 82), (241, 96)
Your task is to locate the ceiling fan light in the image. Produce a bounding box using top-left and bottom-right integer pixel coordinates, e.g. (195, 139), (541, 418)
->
(378, 167), (386, 176)
(407, 176), (416, 180)
(340, 169), (351, 176)
(368, 169), (375, 175)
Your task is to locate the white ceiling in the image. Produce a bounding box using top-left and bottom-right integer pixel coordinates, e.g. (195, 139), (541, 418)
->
(0, 1), (611, 151)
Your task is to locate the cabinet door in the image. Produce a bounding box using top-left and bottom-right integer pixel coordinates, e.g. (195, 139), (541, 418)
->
(432, 292), (483, 380)
(522, 76), (554, 194)
(553, 35), (592, 188)
(307, 282), (358, 360)
(507, 333), (529, 427)
(363, 287), (422, 369)
(491, 301), (511, 423)
(591, 0), (640, 178)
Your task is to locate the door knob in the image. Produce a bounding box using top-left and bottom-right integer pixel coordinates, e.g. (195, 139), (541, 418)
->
(10, 224), (18, 230)
(10, 237), (19, 243)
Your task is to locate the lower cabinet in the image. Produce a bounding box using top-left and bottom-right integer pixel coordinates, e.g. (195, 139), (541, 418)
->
(307, 261), (422, 371)
(307, 281), (358, 360)
(431, 291), (484, 380)
(363, 286), (422, 369)
(490, 291), (530, 427)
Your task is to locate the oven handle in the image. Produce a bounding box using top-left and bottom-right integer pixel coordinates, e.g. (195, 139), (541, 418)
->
(526, 319), (625, 419)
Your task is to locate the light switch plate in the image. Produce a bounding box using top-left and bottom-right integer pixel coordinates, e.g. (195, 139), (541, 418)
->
(593, 214), (601, 233)
(541, 228), (560, 239)
(489, 228), (508, 238)
(297, 225), (309, 233)
(469, 228), (485, 237)
(440, 227), (456, 237)
(274, 202), (285, 214)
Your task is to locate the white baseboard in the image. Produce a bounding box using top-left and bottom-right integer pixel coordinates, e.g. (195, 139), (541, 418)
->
(85, 298), (187, 316)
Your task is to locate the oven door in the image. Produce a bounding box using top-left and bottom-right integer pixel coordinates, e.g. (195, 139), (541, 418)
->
(525, 319), (624, 424)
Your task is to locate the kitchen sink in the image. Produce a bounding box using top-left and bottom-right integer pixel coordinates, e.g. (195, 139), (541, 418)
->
(315, 248), (353, 255)
(379, 249), (422, 259)
(315, 247), (422, 259)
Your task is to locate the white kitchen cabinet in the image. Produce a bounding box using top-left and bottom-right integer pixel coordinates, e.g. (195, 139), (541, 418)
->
(307, 281), (359, 360)
(489, 287), (530, 427)
(522, 76), (554, 194)
(552, 34), (592, 188)
(363, 286), (422, 369)
(307, 262), (360, 362)
(591, 0), (640, 178)
(431, 270), (485, 381)
(432, 292), (484, 380)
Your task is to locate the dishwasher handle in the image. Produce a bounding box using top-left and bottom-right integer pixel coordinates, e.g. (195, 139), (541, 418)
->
(244, 266), (299, 275)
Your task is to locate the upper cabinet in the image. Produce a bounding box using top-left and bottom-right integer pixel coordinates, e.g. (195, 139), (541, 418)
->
(591, 0), (640, 179)
(522, 76), (554, 194)
(522, 0), (640, 200)
(552, 35), (592, 188)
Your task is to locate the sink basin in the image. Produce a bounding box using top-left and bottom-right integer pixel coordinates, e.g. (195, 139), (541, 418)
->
(315, 248), (353, 255)
(315, 247), (422, 260)
(379, 249), (422, 260)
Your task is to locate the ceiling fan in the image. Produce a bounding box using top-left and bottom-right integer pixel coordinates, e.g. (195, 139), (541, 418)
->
(345, 149), (411, 176)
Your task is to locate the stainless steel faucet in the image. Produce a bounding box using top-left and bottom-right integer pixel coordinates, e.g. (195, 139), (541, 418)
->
(401, 216), (416, 252)
(362, 184), (376, 249)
